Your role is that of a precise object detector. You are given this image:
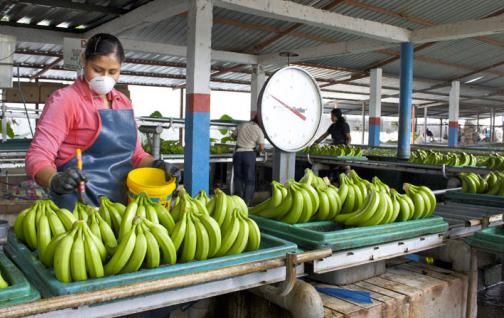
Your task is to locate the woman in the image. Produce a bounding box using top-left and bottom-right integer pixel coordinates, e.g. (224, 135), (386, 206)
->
(315, 108), (351, 145)
(26, 33), (179, 209)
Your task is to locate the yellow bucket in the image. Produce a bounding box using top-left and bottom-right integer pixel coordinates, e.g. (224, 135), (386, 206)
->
(126, 168), (176, 208)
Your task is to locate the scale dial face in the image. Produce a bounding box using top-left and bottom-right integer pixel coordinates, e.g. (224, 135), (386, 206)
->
(258, 66), (323, 152)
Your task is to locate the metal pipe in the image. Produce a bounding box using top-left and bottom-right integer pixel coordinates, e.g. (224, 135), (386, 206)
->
(263, 252), (298, 297)
(432, 187), (461, 195)
(139, 125), (164, 160)
(397, 42), (414, 159)
(250, 280), (324, 318)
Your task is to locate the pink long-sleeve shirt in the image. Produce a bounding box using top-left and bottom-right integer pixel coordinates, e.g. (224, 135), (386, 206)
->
(26, 77), (150, 179)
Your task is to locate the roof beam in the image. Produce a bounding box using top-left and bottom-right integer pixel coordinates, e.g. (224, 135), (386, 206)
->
(247, 0), (345, 54)
(2, 26), (257, 65)
(86, 0), (188, 36)
(258, 38), (396, 64)
(214, 0), (411, 42)
(412, 15), (504, 43)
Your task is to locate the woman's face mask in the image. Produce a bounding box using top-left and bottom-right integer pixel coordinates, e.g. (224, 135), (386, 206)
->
(88, 76), (116, 95)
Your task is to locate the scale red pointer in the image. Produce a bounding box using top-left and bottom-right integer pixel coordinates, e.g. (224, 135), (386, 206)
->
(271, 95), (306, 121)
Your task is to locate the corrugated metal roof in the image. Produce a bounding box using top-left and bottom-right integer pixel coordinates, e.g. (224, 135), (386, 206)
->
(3, 0), (504, 117)
(0, 0), (150, 31)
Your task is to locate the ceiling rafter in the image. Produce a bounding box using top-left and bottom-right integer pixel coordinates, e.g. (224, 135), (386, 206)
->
(341, 0), (504, 47)
(245, 0), (346, 54)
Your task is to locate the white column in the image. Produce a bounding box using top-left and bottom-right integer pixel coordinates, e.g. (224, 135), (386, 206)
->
(250, 64), (265, 118)
(184, 0), (213, 195)
(368, 68), (382, 146)
(448, 81), (460, 147)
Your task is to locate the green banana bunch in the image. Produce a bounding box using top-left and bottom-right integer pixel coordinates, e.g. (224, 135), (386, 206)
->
(104, 217), (177, 275)
(459, 172), (487, 194)
(195, 190), (210, 206)
(250, 170), (322, 224)
(483, 154), (504, 170)
(403, 183), (436, 219)
(0, 271), (8, 288)
(215, 208), (260, 257)
(87, 209), (118, 255)
(249, 181), (291, 219)
(50, 220), (106, 283)
(310, 182), (342, 221)
(303, 144), (364, 157)
(171, 187), (209, 223)
(391, 189), (415, 222)
(339, 173), (364, 213)
(72, 201), (95, 222)
(462, 171), (504, 196)
(119, 192), (175, 239)
(410, 149), (481, 167)
(170, 191), (225, 261)
(15, 199), (72, 251)
(371, 176), (390, 194)
(98, 196), (126, 236)
(335, 188), (381, 226)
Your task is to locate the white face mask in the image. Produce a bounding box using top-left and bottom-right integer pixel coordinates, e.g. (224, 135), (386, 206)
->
(88, 76), (116, 95)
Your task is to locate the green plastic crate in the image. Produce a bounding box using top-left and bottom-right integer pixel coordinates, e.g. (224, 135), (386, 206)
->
(445, 191), (504, 207)
(250, 215), (448, 251)
(465, 225), (504, 253)
(0, 251), (40, 307)
(5, 231), (297, 297)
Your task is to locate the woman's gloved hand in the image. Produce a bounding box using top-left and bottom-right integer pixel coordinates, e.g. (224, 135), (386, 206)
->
(49, 168), (87, 194)
(152, 160), (181, 182)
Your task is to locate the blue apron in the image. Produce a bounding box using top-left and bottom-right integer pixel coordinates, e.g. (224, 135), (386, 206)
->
(52, 109), (136, 210)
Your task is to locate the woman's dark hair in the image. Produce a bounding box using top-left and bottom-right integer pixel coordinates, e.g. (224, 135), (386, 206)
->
(84, 33), (125, 63)
(331, 108), (345, 122)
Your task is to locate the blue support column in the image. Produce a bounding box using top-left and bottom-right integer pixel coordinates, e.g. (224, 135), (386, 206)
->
(369, 122), (381, 146)
(184, 98), (210, 195)
(448, 125), (458, 147)
(397, 42), (414, 159)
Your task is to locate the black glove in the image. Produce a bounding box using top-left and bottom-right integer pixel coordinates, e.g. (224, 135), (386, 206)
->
(49, 168), (87, 194)
(152, 160), (181, 182)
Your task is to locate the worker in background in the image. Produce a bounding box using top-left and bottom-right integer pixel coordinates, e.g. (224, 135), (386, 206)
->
(25, 33), (179, 210)
(314, 108), (352, 145)
(426, 128), (435, 142)
(232, 116), (265, 206)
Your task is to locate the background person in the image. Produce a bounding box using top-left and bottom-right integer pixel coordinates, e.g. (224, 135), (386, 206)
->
(232, 116), (265, 206)
(314, 108), (351, 145)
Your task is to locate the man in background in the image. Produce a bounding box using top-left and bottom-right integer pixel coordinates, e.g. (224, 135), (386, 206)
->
(232, 116), (265, 206)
